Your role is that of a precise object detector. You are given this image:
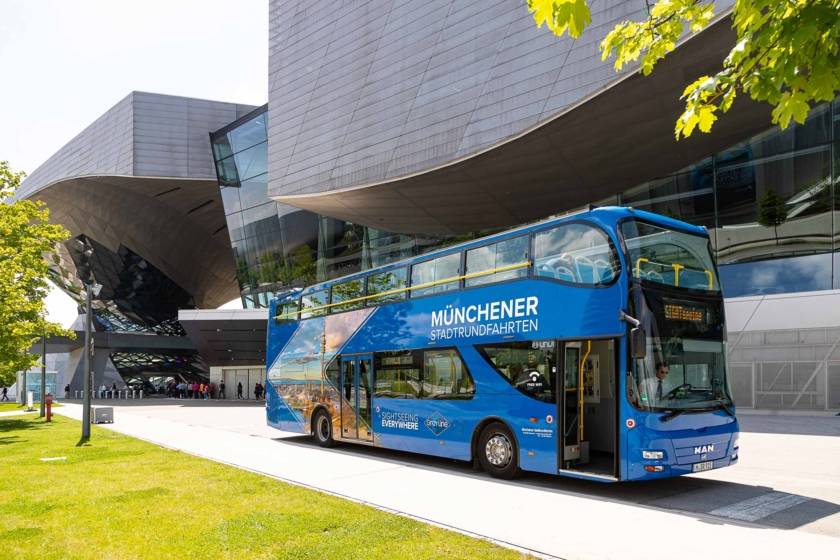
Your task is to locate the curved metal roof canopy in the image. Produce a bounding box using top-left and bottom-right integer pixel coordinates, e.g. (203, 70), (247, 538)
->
(17, 92), (256, 310)
(274, 19), (772, 235)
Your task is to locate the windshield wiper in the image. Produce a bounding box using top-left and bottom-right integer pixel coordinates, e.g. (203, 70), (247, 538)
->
(714, 400), (735, 417)
(660, 409), (686, 422)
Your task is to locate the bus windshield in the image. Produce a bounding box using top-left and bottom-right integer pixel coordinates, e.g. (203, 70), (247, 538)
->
(621, 220), (720, 292)
(622, 220), (732, 412)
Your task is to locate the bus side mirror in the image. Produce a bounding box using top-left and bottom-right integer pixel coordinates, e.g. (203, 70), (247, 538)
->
(630, 327), (646, 359)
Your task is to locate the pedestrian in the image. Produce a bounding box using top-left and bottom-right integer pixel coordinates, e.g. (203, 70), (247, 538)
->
(1, 386), (8, 401)
(237, 381), (243, 399)
(203, 383), (209, 400)
(64, 384), (70, 398)
(219, 381), (226, 399)
(111, 382), (117, 398)
(99, 383), (107, 399)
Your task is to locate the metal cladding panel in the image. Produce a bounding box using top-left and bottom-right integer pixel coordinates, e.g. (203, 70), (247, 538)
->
(268, 0), (738, 200)
(16, 92), (260, 310)
(17, 94), (135, 199)
(19, 92), (258, 198)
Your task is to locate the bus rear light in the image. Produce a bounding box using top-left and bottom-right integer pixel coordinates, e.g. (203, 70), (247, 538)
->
(644, 465), (664, 473)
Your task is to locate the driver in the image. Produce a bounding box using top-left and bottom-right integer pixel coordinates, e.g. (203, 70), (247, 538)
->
(640, 361), (671, 403)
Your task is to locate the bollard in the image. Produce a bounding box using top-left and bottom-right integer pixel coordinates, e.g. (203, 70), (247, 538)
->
(139, 390), (143, 399)
(45, 393), (53, 422)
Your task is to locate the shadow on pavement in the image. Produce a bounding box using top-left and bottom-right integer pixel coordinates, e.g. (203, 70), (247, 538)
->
(277, 434), (840, 532)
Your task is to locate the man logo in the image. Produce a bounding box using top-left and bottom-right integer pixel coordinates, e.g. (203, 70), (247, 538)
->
(694, 444), (715, 454)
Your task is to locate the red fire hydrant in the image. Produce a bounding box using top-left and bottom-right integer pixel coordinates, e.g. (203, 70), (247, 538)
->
(45, 393), (53, 422)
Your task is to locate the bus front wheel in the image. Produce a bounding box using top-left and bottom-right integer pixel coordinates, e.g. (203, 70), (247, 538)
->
(478, 422), (519, 479)
(313, 409), (335, 448)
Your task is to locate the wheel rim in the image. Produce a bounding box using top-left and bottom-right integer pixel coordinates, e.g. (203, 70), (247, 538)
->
(485, 434), (512, 467)
(318, 415), (330, 441)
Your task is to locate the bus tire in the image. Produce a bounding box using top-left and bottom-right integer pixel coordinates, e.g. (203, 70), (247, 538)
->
(313, 409), (334, 448)
(477, 422), (519, 479)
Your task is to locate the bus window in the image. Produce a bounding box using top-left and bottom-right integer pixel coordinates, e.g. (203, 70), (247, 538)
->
(275, 300), (299, 322)
(331, 278), (364, 312)
(478, 341), (557, 402)
(374, 351), (420, 398)
(422, 349), (474, 399)
(534, 223), (618, 285)
(465, 235), (529, 287)
(300, 288), (329, 319)
(411, 253), (460, 297)
(367, 268), (408, 304)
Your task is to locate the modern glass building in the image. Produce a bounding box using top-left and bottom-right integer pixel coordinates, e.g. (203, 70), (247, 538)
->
(213, 99), (840, 305)
(610, 99), (840, 297)
(211, 106), (474, 308)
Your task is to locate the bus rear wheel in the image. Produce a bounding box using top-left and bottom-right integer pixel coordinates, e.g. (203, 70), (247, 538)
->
(477, 422), (519, 479)
(313, 409), (334, 448)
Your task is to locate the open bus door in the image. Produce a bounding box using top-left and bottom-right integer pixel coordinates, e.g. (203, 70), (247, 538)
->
(558, 339), (619, 479)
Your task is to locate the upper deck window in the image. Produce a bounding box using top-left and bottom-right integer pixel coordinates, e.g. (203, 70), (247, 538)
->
(465, 236), (529, 287)
(621, 220), (719, 292)
(275, 300), (299, 323)
(367, 268), (407, 304)
(300, 289), (328, 319)
(331, 279), (364, 312)
(411, 253), (460, 297)
(534, 223), (618, 285)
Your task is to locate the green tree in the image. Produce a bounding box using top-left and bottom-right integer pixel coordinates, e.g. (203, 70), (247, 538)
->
(528, 0), (840, 138)
(757, 188), (788, 244)
(0, 161), (71, 386)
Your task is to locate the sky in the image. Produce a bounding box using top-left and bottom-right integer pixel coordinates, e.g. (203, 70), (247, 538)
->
(0, 0), (266, 326)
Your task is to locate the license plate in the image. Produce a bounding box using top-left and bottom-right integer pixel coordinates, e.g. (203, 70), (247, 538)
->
(692, 460), (715, 473)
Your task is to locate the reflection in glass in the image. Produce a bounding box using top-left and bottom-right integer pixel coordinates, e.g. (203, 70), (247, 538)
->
(228, 113), (267, 153)
(718, 253), (833, 297)
(331, 279), (364, 312)
(534, 223), (618, 284)
(411, 253), (460, 297)
(301, 289), (329, 318)
(367, 268), (407, 304)
(465, 236), (529, 287)
(622, 221), (719, 292)
(233, 143), (268, 182)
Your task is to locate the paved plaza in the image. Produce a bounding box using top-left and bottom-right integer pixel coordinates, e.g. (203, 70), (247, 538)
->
(56, 401), (839, 560)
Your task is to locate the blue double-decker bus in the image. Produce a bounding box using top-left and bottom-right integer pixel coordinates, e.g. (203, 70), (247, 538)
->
(265, 207), (738, 482)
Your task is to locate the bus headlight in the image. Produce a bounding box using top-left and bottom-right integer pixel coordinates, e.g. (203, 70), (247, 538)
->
(642, 450), (664, 460)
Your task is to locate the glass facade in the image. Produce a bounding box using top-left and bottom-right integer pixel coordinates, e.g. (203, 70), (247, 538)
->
(211, 106), (469, 308)
(615, 98), (840, 297)
(213, 100), (839, 305)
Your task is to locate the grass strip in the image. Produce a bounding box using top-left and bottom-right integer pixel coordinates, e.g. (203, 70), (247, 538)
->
(0, 415), (532, 560)
(0, 402), (62, 413)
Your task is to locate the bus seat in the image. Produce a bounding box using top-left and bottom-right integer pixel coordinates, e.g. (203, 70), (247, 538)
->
(555, 267), (575, 282)
(574, 255), (595, 283)
(644, 270), (664, 283)
(594, 259), (613, 282)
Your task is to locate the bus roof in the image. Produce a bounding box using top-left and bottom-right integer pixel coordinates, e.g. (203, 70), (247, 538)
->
(279, 206), (707, 300)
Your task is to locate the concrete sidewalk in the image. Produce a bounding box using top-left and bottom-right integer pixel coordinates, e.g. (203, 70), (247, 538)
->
(54, 403), (838, 560)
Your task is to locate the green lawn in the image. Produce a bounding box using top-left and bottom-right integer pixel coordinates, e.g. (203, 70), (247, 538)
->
(0, 402), (61, 413)
(0, 415), (529, 560)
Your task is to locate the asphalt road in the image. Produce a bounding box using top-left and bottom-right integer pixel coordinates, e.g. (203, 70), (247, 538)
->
(56, 400), (840, 559)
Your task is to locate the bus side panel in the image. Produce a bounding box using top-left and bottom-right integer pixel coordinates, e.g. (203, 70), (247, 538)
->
(266, 381), (309, 434)
(370, 347), (558, 474)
